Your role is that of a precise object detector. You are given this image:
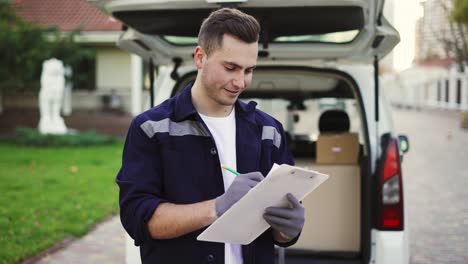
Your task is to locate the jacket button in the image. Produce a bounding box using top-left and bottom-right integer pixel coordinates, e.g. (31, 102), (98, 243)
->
(206, 254), (215, 262)
(210, 147), (217, 155)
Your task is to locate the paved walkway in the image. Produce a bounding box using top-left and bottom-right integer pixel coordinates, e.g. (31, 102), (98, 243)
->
(393, 108), (468, 264)
(26, 216), (126, 264)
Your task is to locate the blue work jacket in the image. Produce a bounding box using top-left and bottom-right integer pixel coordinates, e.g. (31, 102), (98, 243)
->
(116, 84), (296, 264)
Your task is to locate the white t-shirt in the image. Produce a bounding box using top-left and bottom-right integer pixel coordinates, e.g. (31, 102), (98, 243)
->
(199, 108), (243, 264)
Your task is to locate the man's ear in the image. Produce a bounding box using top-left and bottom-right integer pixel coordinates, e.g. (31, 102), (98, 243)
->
(194, 46), (206, 69)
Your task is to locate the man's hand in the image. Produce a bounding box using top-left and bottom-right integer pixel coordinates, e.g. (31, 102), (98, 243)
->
(215, 172), (264, 217)
(263, 193), (305, 241)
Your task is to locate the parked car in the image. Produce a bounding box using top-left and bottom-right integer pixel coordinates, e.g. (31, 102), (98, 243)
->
(90, 1), (410, 263)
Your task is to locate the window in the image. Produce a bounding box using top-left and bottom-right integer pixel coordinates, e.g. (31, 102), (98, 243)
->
(71, 49), (96, 91)
(161, 30), (359, 46)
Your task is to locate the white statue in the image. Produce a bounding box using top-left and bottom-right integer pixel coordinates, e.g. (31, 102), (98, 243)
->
(38, 58), (68, 134)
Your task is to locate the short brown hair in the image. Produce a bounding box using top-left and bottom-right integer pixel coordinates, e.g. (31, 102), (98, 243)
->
(198, 8), (260, 56)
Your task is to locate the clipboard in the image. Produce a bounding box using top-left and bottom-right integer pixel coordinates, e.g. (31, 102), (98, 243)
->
(197, 163), (329, 245)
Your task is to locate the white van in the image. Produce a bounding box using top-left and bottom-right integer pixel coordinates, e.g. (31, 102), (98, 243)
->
(89, 1), (410, 263)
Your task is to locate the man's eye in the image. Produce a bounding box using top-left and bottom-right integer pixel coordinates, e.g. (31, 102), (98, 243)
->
(225, 67), (235, 71)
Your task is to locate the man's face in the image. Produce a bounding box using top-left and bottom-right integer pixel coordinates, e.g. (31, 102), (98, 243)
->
(197, 34), (258, 107)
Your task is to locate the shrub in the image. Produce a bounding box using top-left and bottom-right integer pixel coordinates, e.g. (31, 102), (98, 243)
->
(15, 127), (117, 146)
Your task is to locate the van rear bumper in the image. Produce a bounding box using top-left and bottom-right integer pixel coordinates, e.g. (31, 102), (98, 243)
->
(371, 229), (409, 264)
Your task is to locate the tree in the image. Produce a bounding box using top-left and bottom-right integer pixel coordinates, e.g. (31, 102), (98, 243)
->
(426, 0), (468, 72)
(451, 0), (468, 26)
(0, 2), (95, 93)
(444, 0), (468, 72)
(449, 0), (468, 72)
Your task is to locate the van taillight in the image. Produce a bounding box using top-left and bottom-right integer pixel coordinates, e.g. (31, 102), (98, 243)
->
(378, 138), (404, 230)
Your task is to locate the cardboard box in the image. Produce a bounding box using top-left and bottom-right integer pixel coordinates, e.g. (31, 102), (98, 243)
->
(290, 162), (361, 252)
(316, 133), (359, 164)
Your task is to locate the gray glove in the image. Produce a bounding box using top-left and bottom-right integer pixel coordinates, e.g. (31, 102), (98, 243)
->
(215, 172), (264, 216)
(263, 193), (305, 240)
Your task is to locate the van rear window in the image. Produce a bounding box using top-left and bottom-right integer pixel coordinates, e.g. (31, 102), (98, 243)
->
(115, 6), (364, 45)
(162, 29), (359, 46)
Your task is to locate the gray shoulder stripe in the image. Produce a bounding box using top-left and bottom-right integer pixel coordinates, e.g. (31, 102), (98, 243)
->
(140, 119), (210, 138)
(261, 126), (281, 149)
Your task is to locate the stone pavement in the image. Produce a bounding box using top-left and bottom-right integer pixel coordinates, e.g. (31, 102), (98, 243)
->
(392, 108), (468, 264)
(26, 216), (126, 264)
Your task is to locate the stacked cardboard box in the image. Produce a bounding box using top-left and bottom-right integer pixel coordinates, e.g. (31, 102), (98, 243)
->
(288, 133), (362, 252)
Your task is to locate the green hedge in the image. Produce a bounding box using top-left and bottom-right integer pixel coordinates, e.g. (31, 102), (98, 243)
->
(14, 127), (117, 147)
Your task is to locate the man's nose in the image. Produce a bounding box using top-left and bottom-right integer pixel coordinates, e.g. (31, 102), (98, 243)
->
(232, 72), (246, 89)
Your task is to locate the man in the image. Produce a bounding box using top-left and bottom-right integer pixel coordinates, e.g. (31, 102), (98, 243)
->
(117, 8), (305, 264)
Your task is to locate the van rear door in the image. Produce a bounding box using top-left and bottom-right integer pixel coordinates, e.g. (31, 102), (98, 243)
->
(88, 0), (399, 65)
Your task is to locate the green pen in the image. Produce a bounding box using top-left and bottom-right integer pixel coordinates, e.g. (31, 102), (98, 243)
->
(221, 164), (240, 176)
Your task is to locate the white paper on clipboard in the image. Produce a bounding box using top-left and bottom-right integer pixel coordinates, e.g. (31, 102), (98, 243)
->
(197, 163), (329, 245)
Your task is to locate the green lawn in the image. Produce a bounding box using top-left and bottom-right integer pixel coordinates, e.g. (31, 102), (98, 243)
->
(0, 142), (123, 264)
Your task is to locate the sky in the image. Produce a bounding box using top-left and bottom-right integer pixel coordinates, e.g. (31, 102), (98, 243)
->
(392, 0), (424, 71)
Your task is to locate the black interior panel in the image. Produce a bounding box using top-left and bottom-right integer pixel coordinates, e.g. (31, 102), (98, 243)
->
(114, 6), (364, 43)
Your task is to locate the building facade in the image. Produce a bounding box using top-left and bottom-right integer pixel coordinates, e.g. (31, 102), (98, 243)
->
(6, 0), (147, 115)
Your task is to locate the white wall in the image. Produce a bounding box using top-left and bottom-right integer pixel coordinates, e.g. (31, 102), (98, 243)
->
(382, 66), (468, 111)
(96, 47), (132, 92)
(96, 47), (134, 113)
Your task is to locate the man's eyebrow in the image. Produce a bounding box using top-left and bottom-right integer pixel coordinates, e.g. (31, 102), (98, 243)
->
(224, 61), (256, 70)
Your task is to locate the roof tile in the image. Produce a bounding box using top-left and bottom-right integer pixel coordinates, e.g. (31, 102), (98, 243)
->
(12, 0), (122, 32)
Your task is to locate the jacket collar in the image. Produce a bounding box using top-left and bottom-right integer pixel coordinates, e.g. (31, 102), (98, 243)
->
(173, 82), (257, 124)
(173, 83), (198, 122)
